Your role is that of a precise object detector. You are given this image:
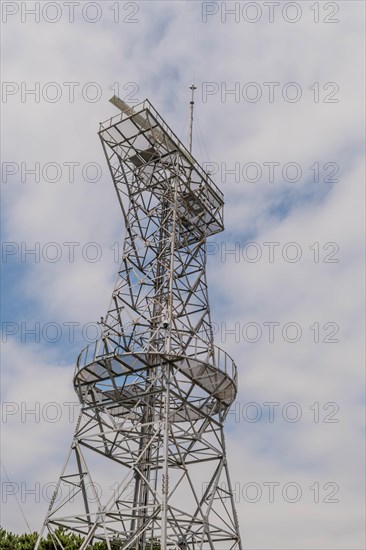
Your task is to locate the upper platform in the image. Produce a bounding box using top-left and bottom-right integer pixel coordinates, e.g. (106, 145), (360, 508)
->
(99, 97), (224, 241)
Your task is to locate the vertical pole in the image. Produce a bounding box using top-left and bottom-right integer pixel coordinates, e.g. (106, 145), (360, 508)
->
(189, 84), (197, 154)
(161, 363), (170, 549)
(166, 179), (177, 354)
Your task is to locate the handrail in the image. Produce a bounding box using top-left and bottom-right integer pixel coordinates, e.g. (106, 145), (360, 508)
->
(75, 334), (237, 385)
(99, 99), (224, 204)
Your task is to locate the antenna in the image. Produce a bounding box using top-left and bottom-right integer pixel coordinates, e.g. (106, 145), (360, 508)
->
(189, 83), (197, 153)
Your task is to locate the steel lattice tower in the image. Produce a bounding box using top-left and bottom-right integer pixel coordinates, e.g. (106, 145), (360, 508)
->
(36, 96), (242, 549)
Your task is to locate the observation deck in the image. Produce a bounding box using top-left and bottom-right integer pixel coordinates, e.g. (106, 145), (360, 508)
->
(99, 97), (224, 243)
(74, 335), (237, 419)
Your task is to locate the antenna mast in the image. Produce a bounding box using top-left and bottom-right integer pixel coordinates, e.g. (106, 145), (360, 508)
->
(189, 84), (197, 153)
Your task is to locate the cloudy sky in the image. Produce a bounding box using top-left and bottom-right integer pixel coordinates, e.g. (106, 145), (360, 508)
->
(1, 1), (365, 548)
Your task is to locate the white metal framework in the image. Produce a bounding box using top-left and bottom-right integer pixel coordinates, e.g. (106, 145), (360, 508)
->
(36, 97), (242, 549)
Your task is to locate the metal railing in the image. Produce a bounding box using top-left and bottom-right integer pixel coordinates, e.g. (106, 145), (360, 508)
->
(99, 99), (224, 205)
(75, 333), (237, 387)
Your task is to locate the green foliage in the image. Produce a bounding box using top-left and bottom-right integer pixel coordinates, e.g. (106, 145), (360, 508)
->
(0, 528), (38, 550)
(0, 528), (161, 549)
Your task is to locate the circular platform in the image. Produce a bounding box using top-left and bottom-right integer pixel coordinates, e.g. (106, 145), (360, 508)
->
(74, 336), (238, 419)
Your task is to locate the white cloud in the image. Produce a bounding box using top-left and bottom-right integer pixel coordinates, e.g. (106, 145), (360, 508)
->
(1, 1), (364, 548)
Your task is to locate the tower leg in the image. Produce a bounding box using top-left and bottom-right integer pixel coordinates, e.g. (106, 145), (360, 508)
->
(37, 365), (242, 549)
